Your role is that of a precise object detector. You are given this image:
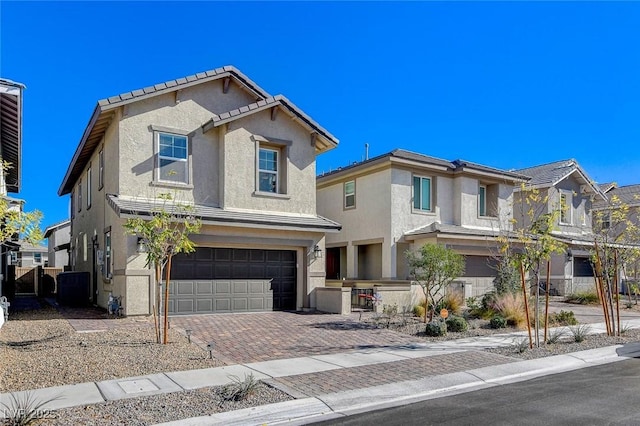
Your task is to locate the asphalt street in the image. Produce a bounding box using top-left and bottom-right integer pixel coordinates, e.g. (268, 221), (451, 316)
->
(313, 357), (640, 426)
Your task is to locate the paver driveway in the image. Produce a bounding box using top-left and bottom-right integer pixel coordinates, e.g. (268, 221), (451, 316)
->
(169, 312), (420, 364)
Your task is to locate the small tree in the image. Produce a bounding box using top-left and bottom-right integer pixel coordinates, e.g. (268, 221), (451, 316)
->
(0, 162), (43, 246)
(124, 193), (201, 344)
(406, 243), (465, 323)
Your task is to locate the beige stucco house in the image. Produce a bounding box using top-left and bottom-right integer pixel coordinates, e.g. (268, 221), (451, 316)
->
(316, 149), (528, 305)
(58, 66), (340, 315)
(513, 159), (607, 295)
(44, 220), (71, 268)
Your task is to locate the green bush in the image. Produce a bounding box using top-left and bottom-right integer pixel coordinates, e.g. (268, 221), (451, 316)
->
(413, 305), (425, 318)
(549, 310), (578, 326)
(565, 291), (599, 305)
(489, 315), (508, 329)
(446, 316), (468, 332)
(425, 321), (447, 336)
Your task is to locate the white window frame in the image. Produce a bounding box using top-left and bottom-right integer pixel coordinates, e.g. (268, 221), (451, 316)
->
(559, 192), (572, 224)
(412, 175), (433, 212)
(98, 149), (104, 190)
(258, 146), (279, 193)
(86, 163), (92, 209)
(344, 180), (356, 209)
(77, 179), (82, 212)
(478, 185), (487, 217)
(156, 132), (189, 184)
(104, 229), (112, 279)
(34, 253), (42, 264)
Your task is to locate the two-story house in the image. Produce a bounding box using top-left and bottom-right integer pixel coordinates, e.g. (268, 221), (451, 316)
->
(58, 66), (340, 316)
(44, 220), (71, 268)
(514, 159), (607, 295)
(316, 149), (528, 303)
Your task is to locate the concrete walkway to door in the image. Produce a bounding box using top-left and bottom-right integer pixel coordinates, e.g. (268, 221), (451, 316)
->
(169, 312), (419, 364)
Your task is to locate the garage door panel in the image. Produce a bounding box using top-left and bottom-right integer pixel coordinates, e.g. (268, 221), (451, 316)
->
(196, 282), (213, 295)
(170, 248), (297, 314)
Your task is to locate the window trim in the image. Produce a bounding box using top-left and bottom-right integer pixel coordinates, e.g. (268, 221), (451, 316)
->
(34, 252), (42, 264)
(151, 126), (191, 187)
(258, 146), (279, 193)
(559, 191), (572, 225)
(252, 135), (291, 197)
(70, 188), (75, 219)
(77, 179), (82, 212)
(104, 227), (112, 280)
(86, 163), (92, 210)
(344, 180), (356, 209)
(412, 175), (433, 213)
(478, 184), (487, 217)
(98, 149), (104, 191)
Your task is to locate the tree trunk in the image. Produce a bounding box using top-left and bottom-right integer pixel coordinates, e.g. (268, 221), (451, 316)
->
(424, 284), (429, 324)
(544, 261), (551, 344)
(155, 263), (161, 344)
(163, 253), (173, 344)
(520, 261), (533, 349)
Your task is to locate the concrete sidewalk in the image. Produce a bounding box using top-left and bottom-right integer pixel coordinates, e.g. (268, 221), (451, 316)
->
(2, 319), (640, 424)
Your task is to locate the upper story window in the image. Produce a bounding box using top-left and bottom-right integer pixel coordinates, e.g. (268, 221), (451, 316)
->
(77, 179), (82, 212)
(86, 164), (92, 209)
(559, 192), (572, 224)
(70, 188), (75, 219)
(157, 132), (189, 184)
(258, 147), (279, 193)
(413, 175), (432, 212)
(104, 229), (112, 279)
(34, 253), (42, 264)
(98, 149), (104, 190)
(602, 212), (611, 229)
(344, 180), (356, 209)
(478, 185), (487, 217)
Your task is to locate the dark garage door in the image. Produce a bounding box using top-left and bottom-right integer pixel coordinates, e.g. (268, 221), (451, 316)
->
(168, 248), (297, 314)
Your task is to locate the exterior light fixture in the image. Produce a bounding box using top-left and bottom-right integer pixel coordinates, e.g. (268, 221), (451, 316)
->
(566, 249), (572, 262)
(207, 341), (215, 359)
(136, 237), (147, 254)
(313, 245), (323, 259)
(185, 329), (192, 343)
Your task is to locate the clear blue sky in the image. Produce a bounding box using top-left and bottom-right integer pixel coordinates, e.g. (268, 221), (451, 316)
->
(2, 2), (639, 230)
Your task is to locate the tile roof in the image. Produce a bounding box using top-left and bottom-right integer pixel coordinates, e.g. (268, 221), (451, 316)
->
(107, 194), (341, 232)
(514, 158), (606, 199)
(404, 222), (504, 239)
(318, 149), (528, 182)
(594, 184), (640, 208)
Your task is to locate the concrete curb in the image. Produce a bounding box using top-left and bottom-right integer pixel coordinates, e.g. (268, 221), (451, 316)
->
(153, 343), (640, 426)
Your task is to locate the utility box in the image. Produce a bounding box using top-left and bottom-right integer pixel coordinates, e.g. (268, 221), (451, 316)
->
(56, 272), (90, 307)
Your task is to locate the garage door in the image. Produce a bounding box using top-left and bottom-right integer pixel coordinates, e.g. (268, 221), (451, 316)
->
(167, 248), (297, 314)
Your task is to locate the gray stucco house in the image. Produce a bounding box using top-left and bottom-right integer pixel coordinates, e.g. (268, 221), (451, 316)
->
(513, 159), (607, 295)
(316, 149), (528, 301)
(44, 220), (71, 268)
(58, 66), (340, 315)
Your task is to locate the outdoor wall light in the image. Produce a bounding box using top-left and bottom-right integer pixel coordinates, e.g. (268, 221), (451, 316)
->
(313, 244), (323, 259)
(136, 237), (147, 254)
(185, 329), (192, 343)
(207, 341), (215, 359)
(566, 249), (572, 262)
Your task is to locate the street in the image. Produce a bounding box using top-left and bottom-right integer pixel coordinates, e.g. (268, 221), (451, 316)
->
(314, 358), (640, 425)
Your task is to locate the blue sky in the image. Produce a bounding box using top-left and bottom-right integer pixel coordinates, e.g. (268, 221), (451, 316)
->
(2, 2), (639, 230)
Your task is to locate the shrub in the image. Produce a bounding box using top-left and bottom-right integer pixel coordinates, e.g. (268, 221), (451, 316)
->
(549, 310), (577, 326)
(569, 324), (591, 343)
(446, 315), (468, 332)
(546, 328), (567, 344)
(565, 291), (599, 305)
(621, 322), (632, 334)
(489, 292), (527, 329)
(221, 374), (260, 402)
(513, 337), (529, 353)
(490, 315), (508, 329)
(440, 291), (464, 315)
(413, 305), (425, 319)
(466, 296), (480, 312)
(425, 320), (447, 336)
(0, 391), (62, 426)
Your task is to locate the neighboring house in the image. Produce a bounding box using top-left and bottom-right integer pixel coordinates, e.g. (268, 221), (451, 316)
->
(514, 159), (607, 295)
(316, 149), (528, 299)
(58, 66), (340, 316)
(0, 78), (25, 297)
(9, 241), (48, 267)
(44, 220), (71, 268)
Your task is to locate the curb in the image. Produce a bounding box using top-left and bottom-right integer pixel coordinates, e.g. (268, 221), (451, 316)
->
(153, 344), (640, 426)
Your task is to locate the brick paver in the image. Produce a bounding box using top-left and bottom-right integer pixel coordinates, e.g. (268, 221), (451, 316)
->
(267, 350), (517, 396)
(169, 312), (420, 364)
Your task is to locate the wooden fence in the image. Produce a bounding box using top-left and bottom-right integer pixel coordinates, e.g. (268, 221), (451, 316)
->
(14, 266), (64, 296)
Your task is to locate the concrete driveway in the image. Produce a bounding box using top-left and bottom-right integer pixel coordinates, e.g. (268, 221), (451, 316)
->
(169, 312), (419, 364)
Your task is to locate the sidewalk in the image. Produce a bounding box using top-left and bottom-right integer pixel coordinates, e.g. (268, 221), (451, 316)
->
(2, 319), (640, 424)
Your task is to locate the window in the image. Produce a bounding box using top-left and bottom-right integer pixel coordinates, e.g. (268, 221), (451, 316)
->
(77, 179), (82, 212)
(559, 192), (571, 224)
(157, 132), (188, 184)
(478, 185), (487, 217)
(98, 149), (104, 190)
(9, 252), (17, 265)
(258, 147), (278, 193)
(344, 180), (356, 209)
(104, 229), (112, 278)
(70, 189), (75, 219)
(34, 253), (42, 264)
(413, 176), (432, 212)
(602, 212), (611, 229)
(86, 164), (92, 209)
